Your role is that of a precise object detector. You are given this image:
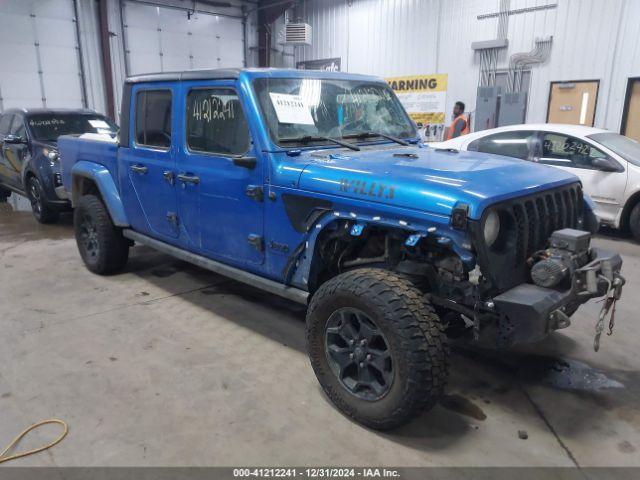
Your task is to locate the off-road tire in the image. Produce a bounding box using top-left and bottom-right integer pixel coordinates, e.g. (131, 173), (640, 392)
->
(306, 268), (449, 430)
(27, 176), (59, 223)
(629, 203), (640, 242)
(74, 194), (129, 275)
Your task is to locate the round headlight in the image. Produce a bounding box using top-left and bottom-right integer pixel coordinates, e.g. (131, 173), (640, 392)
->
(484, 210), (500, 247)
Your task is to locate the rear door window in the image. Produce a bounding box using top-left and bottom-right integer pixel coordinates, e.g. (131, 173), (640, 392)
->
(186, 88), (250, 156)
(135, 89), (172, 149)
(468, 130), (536, 160)
(540, 132), (608, 169)
(0, 114), (13, 136)
(10, 117), (26, 138)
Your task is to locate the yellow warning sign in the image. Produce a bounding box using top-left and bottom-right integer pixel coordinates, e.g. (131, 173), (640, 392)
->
(386, 74), (448, 125)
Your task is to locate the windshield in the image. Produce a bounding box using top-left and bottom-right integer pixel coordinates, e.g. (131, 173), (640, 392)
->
(253, 77), (417, 147)
(588, 132), (640, 167)
(27, 114), (118, 142)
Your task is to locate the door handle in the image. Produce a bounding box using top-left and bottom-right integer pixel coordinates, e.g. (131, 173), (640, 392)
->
(177, 173), (200, 184)
(232, 156), (257, 169)
(130, 164), (148, 174)
(163, 170), (175, 185)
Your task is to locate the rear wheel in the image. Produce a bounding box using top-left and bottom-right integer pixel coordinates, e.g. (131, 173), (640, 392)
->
(306, 268), (448, 430)
(629, 203), (640, 242)
(27, 176), (59, 223)
(74, 194), (129, 274)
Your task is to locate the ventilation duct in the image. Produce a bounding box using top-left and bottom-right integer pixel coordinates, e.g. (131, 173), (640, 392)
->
(507, 36), (553, 92)
(281, 22), (312, 45)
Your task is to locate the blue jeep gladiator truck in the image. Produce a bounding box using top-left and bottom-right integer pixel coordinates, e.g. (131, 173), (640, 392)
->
(58, 68), (625, 429)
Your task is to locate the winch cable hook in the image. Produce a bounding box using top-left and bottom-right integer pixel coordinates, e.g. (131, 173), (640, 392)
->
(594, 275), (624, 352)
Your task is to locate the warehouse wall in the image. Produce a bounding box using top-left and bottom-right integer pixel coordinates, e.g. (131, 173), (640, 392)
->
(104, 0), (258, 122)
(0, 0), (259, 122)
(290, 0), (640, 132)
(0, 0), (106, 113)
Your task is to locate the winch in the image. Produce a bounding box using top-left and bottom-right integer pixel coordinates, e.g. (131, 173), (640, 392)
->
(530, 229), (591, 289)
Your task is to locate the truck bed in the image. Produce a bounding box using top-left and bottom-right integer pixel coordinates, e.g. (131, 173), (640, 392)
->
(58, 133), (119, 197)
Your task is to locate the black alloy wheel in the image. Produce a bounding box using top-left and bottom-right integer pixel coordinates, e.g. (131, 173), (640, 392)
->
(27, 176), (58, 223)
(78, 212), (100, 262)
(325, 307), (394, 401)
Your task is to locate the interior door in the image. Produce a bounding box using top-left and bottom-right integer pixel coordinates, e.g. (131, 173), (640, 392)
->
(0, 114), (17, 188)
(5, 115), (29, 189)
(622, 78), (640, 142)
(547, 81), (599, 126)
(121, 86), (179, 239)
(539, 131), (627, 224)
(177, 83), (264, 266)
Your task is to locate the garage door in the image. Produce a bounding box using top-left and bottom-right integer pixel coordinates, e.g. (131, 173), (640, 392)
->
(0, 0), (85, 110)
(122, 1), (245, 76)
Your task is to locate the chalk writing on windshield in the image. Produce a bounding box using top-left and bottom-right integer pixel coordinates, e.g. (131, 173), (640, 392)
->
(191, 96), (236, 123)
(29, 118), (66, 127)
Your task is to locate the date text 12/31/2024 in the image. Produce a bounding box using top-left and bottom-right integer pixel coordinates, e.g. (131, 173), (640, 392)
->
(233, 468), (401, 478)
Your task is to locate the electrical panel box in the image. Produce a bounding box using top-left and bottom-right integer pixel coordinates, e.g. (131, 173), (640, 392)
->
(474, 86), (501, 132)
(499, 92), (528, 126)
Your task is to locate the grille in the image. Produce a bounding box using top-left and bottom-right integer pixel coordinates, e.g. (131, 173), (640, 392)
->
(472, 182), (584, 292)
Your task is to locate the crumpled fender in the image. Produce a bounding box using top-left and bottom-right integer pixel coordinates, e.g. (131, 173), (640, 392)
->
(71, 161), (129, 227)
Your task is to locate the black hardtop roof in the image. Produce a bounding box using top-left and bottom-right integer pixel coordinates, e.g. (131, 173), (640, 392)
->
(2, 108), (101, 116)
(125, 68), (242, 84)
(124, 67), (383, 84)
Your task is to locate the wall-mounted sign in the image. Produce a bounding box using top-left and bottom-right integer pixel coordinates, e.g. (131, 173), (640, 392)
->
(297, 57), (341, 71)
(386, 74), (448, 125)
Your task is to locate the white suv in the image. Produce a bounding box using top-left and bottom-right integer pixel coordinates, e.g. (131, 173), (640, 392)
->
(432, 124), (640, 240)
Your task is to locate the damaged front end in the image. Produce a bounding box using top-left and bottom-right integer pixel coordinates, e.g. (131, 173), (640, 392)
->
(490, 229), (624, 350)
(441, 183), (626, 350)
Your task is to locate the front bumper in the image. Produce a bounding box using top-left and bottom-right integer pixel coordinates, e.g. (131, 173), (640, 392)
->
(491, 247), (624, 347)
(54, 185), (70, 200)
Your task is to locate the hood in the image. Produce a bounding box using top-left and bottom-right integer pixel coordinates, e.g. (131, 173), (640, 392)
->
(295, 145), (580, 219)
(31, 139), (58, 150)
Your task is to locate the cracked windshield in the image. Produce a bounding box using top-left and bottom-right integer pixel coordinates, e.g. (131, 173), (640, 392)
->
(253, 77), (417, 147)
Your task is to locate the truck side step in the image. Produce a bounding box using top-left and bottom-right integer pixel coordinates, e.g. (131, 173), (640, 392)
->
(122, 230), (309, 305)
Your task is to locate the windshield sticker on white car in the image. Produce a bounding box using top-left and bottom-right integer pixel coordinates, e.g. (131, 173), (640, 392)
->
(269, 92), (315, 125)
(88, 119), (111, 129)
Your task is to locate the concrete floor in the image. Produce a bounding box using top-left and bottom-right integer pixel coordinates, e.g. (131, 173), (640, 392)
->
(1, 196), (639, 467)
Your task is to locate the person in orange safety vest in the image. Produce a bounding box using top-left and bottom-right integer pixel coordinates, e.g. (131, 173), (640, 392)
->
(444, 101), (470, 140)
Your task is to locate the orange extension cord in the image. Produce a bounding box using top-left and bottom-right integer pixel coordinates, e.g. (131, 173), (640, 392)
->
(0, 419), (68, 464)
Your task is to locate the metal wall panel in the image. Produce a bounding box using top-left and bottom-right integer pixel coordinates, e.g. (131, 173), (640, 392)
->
(0, 0), (85, 110)
(292, 0), (640, 131)
(106, 0), (129, 122)
(121, 0), (245, 76)
(76, 0), (107, 114)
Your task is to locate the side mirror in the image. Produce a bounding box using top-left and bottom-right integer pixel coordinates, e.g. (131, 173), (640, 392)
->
(232, 155), (257, 169)
(592, 157), (622, 173)
(3, 134), (26, 145)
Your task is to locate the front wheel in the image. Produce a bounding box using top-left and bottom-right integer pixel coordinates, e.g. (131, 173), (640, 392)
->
(629, 203), (640, 242)
(27, 176), (59, 223)
(306, 268), (448, 430)
(74, 194), (129, 275)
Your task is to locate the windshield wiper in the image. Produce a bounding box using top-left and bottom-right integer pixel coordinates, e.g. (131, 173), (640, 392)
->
(342, 131), (410, 146)
(279, 135), (360, 151)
